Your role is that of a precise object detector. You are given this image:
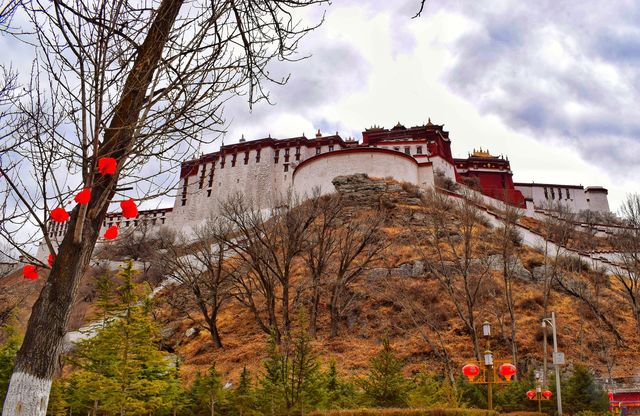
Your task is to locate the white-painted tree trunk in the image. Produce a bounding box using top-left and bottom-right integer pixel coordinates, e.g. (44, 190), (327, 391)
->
(2, 372), (52, 416)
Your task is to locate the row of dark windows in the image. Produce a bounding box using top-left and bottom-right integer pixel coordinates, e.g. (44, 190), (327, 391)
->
(182, 144), (338, 206)
(544, 187), (572, 200)
(392, 146), (423, 155)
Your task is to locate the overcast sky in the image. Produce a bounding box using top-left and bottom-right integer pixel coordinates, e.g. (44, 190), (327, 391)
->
(2, 0), (639, 215)
(205, 0), (640, 212)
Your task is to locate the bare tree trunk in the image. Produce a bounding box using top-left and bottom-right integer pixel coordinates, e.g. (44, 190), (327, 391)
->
(2, 1), (184, 414)
(309, 278), (321, 337)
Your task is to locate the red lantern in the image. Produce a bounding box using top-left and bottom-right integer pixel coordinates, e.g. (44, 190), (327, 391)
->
(542, 390), (553, 399)
(74, 188), (91, 204)
(526, 390), (536, 400)
(23, 265), (38, 280)
(104, 225), (118, 240)
(98, 157), (117, 175)
(47, 254), (54, 267)
(50, 207), (70, 223)
(462, 364), (480, 381)
(120, 198), (138, 219)
(498, 363), (517, 381)
(608, 392), (614, 402)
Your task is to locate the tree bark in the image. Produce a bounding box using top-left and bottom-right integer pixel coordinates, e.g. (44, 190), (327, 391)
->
(2, 1), (184, 414)
(309, 277), (320, 337)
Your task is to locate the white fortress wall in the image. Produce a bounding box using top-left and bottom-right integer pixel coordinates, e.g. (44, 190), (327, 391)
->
(430, 155), (457, 182)
(585, 187), (610, 212)
(292, 149), (423, 197)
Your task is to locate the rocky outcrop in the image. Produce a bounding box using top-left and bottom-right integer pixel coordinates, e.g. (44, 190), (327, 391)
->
(332, 174), (422, 207)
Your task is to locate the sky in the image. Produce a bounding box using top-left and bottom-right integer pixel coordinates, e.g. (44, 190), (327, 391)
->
(207, 0), (640, 213)
(2, 0), (639, 218)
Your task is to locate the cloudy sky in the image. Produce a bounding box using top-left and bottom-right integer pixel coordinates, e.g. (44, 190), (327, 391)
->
(211, 0), (640, 212)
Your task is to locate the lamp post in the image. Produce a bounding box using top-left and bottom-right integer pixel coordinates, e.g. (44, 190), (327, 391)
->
(542, 312), (563, 416)
(483, 320), (493, 411)
(462, 320), (516, 411)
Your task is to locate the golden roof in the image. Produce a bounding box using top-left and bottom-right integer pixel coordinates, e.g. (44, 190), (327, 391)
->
(471, 148), (494, 158)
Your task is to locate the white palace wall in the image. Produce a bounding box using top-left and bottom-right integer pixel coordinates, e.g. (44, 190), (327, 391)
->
(292, 149), (431, 197)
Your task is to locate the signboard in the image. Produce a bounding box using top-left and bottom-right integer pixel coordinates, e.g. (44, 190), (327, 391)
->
(553, 352), (565, 365)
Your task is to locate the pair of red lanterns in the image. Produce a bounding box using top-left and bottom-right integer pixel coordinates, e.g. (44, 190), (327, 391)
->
(462, 362), (517, 382)
(527, 389), (553, 399)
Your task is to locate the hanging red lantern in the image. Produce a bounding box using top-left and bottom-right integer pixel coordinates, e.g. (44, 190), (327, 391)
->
(104, 225), (118, 240)
(462, 364), (480, 381)
(542, 390), (553, 399)
(498, 363), (517, 381)
(98, 157), (117, 175)
(50, 207), (70, 222)
(74, 188), (91, 204)
(120, 198), (138, 219)
(47, 254), (54, 267)
(23, 265), (38, 280)
(526, 390), (536, 400)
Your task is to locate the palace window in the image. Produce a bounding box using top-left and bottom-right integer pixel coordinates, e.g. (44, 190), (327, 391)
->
(256, 148), (261, 163)
(207, 189), (212, 197)
(207, 163), (215, 187)
(181, 177), (188, 206)
(295, 146), (301, 161)
(285, 148), (290, 156)
(329, 145), (334, 151)
(220, 156), (225, 169)
(284, 164), (289, 172)
(316, 147), (321, 155)
(551, 188), (555, 199)
(566, 188), (570, 199)
(544, 187), (548, 199)
(404, 147), (410, 155)
(231, 153), (237, 167)
(244, 151), (249, 165)
(393, 146), (400, 152)
(416, 146), (423, 154)
(274, 149), (280, 163)
(198, 164), (206, 189)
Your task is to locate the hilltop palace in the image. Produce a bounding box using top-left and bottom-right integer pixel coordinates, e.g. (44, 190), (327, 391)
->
(39, 120), (609, 259)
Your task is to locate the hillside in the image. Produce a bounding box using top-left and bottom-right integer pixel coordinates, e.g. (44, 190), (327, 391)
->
(2, 175), (638, 387)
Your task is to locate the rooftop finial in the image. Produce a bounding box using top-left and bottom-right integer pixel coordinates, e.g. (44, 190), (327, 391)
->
(316, 129), (322, 138)
(239, 134), (246, 143)
(427, 118), (433, 126)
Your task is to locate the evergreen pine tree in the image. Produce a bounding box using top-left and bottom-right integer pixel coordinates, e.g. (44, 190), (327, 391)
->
(46, 380), (68, 416)
(257, 319), (325, 415)
(190, 364), (229, 416)
(361, 336), (410, 408)
(63, 261), (182, 415)
(234, 366), (255, 416)
(324, 361), (358, 409)
(0, 321), (20, 406)
(408, 371), (462, 409)
(562, 365), (609, 413)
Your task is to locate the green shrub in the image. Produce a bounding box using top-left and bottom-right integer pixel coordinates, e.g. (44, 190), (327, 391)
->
(308, 408), (497, 416)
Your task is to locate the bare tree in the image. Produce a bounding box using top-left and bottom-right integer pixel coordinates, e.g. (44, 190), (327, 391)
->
(417, 190), (493, 361)
(611, 193), (640, 332)
(302, 191), (343, 337)
(537, 201), (575, 385)
(328, 208), (387, 338)
(0, 0), (326, 412)
(539, 201), (576, 318)
(163, 218), (234, 348)
(495, 200), (522, 369)
(219, 192), (315, 342)
(381, 274), (456, 383)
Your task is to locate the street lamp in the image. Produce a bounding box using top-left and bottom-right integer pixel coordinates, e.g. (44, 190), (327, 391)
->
(542, 312), (564, 416)
(461, 320), (516, 411)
